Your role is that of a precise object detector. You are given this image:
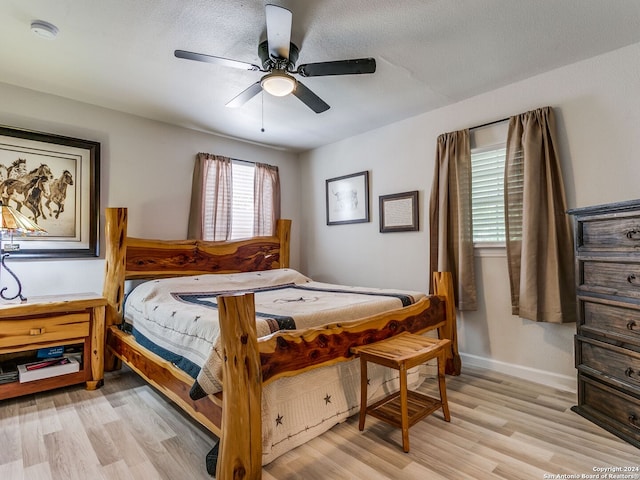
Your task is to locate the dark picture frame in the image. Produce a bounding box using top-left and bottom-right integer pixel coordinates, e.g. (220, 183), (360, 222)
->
(0, 126), (100, 258)
(379, 190), (419, 233)
(326, 170), (370, 225)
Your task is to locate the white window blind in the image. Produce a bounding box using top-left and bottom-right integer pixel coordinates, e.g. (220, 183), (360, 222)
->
(471, 146), (507, 243)
(505, 148), (524, 241)
(231, 161), (255, 239)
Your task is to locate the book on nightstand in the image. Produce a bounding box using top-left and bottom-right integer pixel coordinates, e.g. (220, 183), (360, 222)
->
(0, 361), (18, 384)
(36, 346), (66, 359)
(17, 357), (80, 383)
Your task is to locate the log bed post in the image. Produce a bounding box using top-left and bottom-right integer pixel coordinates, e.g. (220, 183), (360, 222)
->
(217, 293), (262, 480)
(103, 207), (128, 371)
(432, 271), (461, 375)
(276, 219), (291, 268)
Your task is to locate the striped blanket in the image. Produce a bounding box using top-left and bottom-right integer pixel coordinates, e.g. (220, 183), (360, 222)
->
(123, 269), (425, 396)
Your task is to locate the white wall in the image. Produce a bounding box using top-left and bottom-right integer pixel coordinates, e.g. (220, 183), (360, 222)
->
(299, 42), (640, 391)
(0, 83), (301, 297)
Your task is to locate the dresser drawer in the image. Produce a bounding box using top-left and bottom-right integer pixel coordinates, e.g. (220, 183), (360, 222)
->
(578, 214), (640, 252)
(579, 374), (640, 443)
(581, 261), (640, 299)
(582, 299), (640, 344)
(0, 313), (90, 351)
(578, 336), (640, 389)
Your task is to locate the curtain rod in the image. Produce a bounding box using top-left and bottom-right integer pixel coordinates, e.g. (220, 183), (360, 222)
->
(231, 157), (255, 165)
(470, 117), (509, 131)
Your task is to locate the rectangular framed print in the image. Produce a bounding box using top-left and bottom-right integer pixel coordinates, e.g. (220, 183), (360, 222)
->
(379, 190), (419, 233)
(326, 171), (370, 225)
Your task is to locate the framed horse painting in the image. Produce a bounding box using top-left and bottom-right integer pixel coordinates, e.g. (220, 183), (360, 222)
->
(0, 126), (100, 258)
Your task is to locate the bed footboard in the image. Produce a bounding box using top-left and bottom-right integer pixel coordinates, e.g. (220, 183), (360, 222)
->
(258, 294), (455, 385)
(216, 272), (458, 479)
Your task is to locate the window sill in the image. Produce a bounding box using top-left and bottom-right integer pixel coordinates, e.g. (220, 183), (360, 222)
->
(474, 243), (506, 257)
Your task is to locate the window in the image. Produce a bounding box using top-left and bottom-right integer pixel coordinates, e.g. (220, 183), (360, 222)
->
(230, 161), (255, 239)
(197, 156), (280, 241)
(470, 120), (509, 247)
(471, 145), (507, 244)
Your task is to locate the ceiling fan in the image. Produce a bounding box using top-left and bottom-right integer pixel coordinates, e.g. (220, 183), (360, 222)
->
(174, 4), (376, 114)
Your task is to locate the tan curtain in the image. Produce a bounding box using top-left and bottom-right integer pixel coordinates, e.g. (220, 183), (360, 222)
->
(505, 107), (576, 323)
(253, 163), (281, 236)
(429, 129), (477, 310)
(187, 153), (232, 241)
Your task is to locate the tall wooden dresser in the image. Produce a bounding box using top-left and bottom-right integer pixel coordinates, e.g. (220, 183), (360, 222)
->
(568, 199), (640, 448)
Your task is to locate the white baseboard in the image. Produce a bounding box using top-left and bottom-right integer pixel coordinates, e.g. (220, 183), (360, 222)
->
(460, 353), (577, 393)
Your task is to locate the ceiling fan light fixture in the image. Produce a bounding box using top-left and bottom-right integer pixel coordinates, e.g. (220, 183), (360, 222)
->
(261, 71), (296, 97)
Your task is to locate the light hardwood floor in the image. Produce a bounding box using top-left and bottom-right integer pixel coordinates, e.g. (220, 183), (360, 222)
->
(0, 365), (637, 480)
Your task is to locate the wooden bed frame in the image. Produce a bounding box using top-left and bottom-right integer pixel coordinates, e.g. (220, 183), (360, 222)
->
(102, 207), (461, 479)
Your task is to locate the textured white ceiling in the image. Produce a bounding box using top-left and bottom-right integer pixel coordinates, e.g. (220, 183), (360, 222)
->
(1, 0), (640, 152)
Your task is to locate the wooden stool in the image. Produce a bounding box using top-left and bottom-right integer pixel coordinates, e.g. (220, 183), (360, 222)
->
(350, 332), (451, 453)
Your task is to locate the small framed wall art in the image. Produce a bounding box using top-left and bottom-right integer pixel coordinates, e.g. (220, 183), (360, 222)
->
(325, 170), (370, 225)
(379, 190), (419, 233)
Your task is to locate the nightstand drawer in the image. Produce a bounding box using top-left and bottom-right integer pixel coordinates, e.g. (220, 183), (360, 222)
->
(578, 336), (640, 389)
(0, 313), (90, 351)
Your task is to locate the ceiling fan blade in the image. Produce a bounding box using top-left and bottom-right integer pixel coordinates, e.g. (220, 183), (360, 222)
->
(175, 49), (261, 71)
(292, 81), (330, 113)
(265, 4), (292, 59)
(298, 58), (376, 77)
(225, 81), (263, 108)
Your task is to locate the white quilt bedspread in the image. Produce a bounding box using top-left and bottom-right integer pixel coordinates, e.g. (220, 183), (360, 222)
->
(123, 268), (428, 464)
(124, 268), (425, 394)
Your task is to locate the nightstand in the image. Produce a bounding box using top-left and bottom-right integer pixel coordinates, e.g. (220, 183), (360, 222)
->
(0, 293), (106, 400)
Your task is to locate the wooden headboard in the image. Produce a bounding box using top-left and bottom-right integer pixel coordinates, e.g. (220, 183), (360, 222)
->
(102, 207), (291, 329)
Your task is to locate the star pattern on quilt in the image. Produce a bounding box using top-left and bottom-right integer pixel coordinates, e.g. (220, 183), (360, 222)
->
(324, 393), (331, 405)
(275, 413), (283, 426)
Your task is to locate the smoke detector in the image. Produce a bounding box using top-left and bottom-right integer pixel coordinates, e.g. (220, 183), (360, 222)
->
(30, 20), (59, 39)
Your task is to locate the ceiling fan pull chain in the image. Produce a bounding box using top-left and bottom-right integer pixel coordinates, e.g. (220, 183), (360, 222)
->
(261, 92), (265, 133)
